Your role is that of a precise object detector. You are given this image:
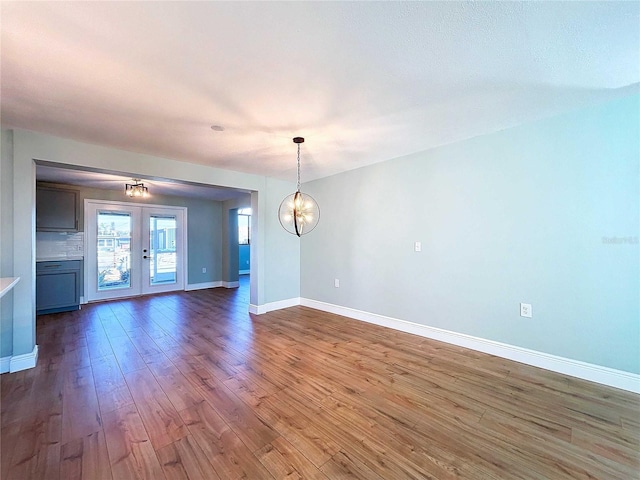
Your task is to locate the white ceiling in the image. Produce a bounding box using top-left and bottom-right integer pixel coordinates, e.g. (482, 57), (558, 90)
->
(2, 2), (639, 183)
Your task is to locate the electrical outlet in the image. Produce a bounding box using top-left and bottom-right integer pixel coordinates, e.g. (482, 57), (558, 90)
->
(520, 303), (532, 318)
(202, 267), (207, 274)
(334, 279), (340, 288)
(414, 241), (422, 252)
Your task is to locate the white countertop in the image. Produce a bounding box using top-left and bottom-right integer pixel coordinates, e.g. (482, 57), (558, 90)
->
(0, 277), (20, 299)
(36, 256), (84, 262)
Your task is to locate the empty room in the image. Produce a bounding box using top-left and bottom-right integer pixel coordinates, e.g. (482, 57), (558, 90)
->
(1, 2), (638, 479)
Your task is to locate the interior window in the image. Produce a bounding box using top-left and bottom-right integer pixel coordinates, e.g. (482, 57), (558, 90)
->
(238, 208), (251, 245)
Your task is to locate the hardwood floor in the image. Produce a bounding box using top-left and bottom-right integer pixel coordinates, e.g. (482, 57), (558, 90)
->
(2, 277), (639, 479)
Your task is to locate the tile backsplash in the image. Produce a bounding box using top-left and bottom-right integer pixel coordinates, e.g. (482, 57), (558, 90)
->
(36, 232), (84, 260)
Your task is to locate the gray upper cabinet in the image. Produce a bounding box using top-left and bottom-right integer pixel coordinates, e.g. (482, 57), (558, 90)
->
(36, 185), (79, 232)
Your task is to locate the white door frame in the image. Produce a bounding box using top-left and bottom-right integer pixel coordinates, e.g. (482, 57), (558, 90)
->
(84, 199), (188, 302)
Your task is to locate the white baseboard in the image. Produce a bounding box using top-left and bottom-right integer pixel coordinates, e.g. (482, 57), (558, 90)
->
(7, 345), (39, 373)
(1, 346), (40, 374)
(186, 281), (239, 291)
(250, 297), (301, 315)
(186, 281), (222, 291)
(0, 356), (10, 374)
(299, 298), (640, 394)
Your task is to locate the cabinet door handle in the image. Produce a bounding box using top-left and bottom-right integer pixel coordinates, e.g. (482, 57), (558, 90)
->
(42, 264), (62, 268)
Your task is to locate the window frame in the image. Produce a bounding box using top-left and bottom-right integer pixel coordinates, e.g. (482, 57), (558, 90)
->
(238, 209), (251, 245)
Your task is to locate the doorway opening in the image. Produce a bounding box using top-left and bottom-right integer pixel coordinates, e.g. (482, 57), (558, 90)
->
(238, 207), (251, 275)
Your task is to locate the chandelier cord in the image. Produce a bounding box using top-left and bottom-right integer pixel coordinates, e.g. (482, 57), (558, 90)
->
(296, 142), (301, 192)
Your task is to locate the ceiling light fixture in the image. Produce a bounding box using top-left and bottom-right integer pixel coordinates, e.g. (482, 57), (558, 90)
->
(125, 179), (149, 198)
(278, 137), (320, 237)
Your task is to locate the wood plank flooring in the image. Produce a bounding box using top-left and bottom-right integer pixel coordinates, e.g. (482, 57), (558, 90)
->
(2, 278), (639, 479)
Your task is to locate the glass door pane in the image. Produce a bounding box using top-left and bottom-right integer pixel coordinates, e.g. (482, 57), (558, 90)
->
(97, 211), (132, 291)
(149, 215), (177, 285)
(141, 207), (184, 294)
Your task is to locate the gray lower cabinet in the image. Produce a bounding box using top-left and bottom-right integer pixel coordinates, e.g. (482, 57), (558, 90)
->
(36, 260), (83, 315)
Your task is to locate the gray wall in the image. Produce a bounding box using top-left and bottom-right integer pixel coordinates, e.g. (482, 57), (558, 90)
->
(301, 94), (640, 374)
(37, 182), (224, 286)
(184, 196), (223, 285)
(1, 130), (15, 357)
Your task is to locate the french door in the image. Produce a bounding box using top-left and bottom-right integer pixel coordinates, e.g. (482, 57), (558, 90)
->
(86, 200), (186, 301)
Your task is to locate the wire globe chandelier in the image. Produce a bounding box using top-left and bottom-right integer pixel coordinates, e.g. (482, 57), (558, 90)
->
(278, 137), (320, 237)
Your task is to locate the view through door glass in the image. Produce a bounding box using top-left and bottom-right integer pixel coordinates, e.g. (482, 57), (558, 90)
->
(97, 211), (132, 291)
(149, 215), (177, 285)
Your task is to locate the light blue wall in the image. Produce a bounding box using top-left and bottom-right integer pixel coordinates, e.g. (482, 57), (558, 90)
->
(227, 208), (239, 283)
(11, 130), (36, 357)
(239, 245), (250, 272)
(221, 196), (251, 285)
(301, 94), (640, 374)
(263, 177), (301, 304)
(1, 130), (15, 357)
